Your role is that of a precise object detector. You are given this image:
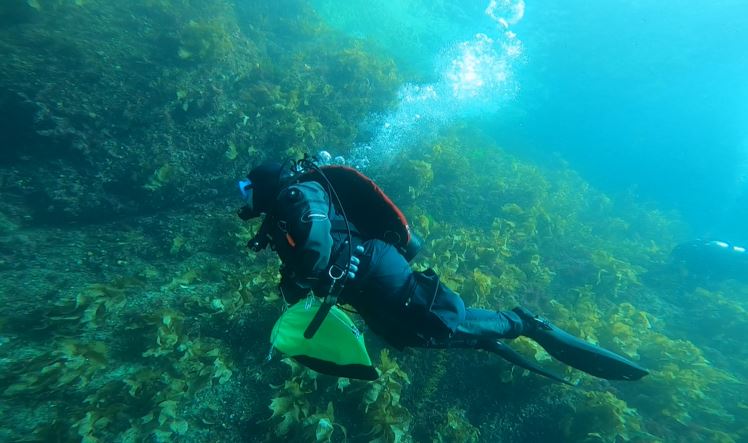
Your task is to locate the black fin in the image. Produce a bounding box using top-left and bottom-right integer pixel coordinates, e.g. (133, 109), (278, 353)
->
(480, 340), (576, 386)
(515, 308), (650, 381)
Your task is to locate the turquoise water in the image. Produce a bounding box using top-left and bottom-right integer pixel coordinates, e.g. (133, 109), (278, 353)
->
(2, 1), (748, 442)
(315, 0), (748, 239)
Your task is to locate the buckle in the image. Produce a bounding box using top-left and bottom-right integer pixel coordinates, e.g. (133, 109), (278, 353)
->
(328, 264), (346, 281)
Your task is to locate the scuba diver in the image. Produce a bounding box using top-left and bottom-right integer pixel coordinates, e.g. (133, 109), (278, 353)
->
(237, 157), (649, 384)
(672, 239), (748, 283)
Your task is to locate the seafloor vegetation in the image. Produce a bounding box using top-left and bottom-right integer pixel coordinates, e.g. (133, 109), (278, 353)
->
(1, 1), (747, 442)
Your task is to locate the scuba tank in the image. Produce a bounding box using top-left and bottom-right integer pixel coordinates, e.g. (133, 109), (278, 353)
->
(292, 157), (422, 262)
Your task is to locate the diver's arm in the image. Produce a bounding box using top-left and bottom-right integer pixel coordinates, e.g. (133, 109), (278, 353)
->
(275, 181), (334, 289)
(279, 270), (311, 304)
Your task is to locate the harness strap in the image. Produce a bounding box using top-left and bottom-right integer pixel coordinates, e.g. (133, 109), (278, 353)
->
(330, 217), (360, 236)
(304, 293), (339, 339)
(304, 237), (362, 339)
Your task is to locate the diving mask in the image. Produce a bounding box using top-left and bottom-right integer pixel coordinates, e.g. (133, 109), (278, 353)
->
(238, 179), (253, 203)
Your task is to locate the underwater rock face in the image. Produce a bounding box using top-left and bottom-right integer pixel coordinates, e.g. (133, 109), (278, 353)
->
(0, 0), (399, 227)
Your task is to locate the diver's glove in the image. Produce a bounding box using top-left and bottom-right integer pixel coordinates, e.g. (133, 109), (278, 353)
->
(280, 245), (363, 303)
(248, 233), (270, 252)
(346, 245), (364, 279)
(314, 244), (365, 297)
(246, 218), (272, 252)
(279, 275), (311, 304)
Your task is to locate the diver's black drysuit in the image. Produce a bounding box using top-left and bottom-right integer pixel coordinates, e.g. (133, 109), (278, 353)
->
(260, 180), (523, 349)
(243, 163), (649, 383)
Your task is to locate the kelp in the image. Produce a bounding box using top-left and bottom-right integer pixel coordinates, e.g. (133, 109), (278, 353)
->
(3, 128), (744, 442)
(434, 407), (480, 443)
(267, 358), (320, 437)
(362, 350), (413, 442)
(560, 391), (645, 443)
(376, 130), (743, 441)
(1, 1), (747, 442)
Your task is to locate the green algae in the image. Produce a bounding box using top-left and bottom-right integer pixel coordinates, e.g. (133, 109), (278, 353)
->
(0, 1), (747, 442)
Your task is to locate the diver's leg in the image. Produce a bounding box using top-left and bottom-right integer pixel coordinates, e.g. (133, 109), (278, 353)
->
(351, 239), (413, 313)
(425, 308), (571, 384)
(453, 308), (525, 340)
(345, 239), (426, 348)
(447, 307), (648, 381)
(356, 247), (649, 381)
